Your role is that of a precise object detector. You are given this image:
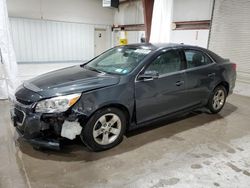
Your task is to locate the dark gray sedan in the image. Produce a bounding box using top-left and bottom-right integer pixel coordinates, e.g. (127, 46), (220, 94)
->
(11, 43), (236, 151)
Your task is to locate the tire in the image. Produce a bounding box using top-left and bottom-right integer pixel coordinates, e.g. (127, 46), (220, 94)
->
(80, 107), (126, 151)
(207, 85), (227, 114)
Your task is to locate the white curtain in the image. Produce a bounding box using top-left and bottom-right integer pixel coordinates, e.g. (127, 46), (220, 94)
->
(0, 0), (19, 99)
(150, 0), (173, 43)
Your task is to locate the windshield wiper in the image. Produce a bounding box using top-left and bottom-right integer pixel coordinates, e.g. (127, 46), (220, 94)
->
(84, 65), (103, 73)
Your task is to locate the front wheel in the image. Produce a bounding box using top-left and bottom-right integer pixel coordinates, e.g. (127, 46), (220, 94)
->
(207, 85), (227, 114)
(80, 107), (126, 151)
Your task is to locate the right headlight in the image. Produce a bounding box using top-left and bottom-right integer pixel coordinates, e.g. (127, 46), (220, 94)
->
(35, 93), (81, 113)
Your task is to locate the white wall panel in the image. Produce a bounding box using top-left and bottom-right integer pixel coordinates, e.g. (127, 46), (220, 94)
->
(114, 0), (144, 25)
(173, 0), (213, 22)
(171, 30), (209, 48)
(9, 17), (95, 62)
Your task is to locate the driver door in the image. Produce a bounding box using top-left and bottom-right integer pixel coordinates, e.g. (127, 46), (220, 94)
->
(135, 49), (187, 124)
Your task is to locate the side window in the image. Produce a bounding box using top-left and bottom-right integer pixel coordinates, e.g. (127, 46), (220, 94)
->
(146, 50), (182, 75)
(184, 50), (212, 69)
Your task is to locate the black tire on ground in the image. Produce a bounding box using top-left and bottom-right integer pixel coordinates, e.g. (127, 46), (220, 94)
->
(80, 107), (126, 152)
(207, 85), (227, 114)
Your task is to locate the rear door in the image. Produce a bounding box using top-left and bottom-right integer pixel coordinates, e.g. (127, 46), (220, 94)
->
(182, 48), (217, 106)
(135, 49), (188, 124)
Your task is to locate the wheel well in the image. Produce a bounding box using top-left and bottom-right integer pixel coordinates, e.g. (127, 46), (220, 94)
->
(217, 81), (229, 95)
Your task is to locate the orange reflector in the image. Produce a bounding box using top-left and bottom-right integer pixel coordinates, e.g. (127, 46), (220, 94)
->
(69, 96), (80, 106)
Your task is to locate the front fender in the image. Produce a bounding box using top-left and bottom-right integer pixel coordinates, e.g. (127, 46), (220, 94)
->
(71, 83), (134, 122)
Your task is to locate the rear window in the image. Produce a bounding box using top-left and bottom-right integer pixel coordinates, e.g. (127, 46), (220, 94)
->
(203, 49), (225, 63)
(184, 50), (212, 68)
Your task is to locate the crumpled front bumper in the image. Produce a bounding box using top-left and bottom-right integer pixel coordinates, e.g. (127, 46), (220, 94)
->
(10, 104), (62, 150)
(11, 108), (44, 138)
(15, 127), (61, 150)
(10, 100), (85, 150)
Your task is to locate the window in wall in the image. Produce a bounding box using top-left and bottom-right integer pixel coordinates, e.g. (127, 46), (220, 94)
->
(146, 50), (182, 75)
(184, 50), (212, 68)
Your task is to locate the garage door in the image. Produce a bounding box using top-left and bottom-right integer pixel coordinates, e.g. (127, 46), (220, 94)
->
(9, 18), (95, 62)
(208, 0), (250, 83)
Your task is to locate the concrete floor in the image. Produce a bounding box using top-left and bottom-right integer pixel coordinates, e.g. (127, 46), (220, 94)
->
(1, 94), (250, 188)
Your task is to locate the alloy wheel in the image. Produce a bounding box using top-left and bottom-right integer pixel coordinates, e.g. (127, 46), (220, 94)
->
(92, 113), (122, 145)
(212, 89), (225, 110)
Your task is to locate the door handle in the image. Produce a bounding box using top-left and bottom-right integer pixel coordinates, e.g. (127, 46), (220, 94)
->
(176, 81), (184, 86)
(208, 73), (216, 78)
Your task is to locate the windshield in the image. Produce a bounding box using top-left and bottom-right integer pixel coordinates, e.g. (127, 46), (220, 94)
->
(85, 47), (151, 75)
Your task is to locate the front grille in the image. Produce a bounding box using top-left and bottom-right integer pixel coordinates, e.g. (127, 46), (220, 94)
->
(16, 98), (33, 106)
(15, 108), (25, 125)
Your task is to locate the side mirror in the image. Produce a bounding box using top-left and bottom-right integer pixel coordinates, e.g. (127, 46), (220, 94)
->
(138, 70), (159, 81)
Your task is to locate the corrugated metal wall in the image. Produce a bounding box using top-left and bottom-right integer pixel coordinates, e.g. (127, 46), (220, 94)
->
(208, 0), (250, 82)
(9, 17), (95, 62)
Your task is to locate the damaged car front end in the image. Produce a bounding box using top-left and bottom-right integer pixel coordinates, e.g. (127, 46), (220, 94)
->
(10, 64), (121, 150)
(11, 88), (85, 150)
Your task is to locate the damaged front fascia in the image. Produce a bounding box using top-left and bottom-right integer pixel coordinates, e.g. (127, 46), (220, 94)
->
(20, 109), (88, 140)
(41, 109), (88, 133)
(18, 91), (97, 140)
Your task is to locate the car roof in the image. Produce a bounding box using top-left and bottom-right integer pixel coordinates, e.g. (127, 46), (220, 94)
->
(123, 43), (225, 63)
(124, 43), (203, 51)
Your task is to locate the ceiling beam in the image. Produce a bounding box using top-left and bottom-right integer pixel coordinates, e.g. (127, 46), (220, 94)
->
(112, 24), (145, 31)
(173, 20), (211, 30)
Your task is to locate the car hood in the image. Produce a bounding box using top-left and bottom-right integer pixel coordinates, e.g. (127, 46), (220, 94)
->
(21, 65), (120, 99)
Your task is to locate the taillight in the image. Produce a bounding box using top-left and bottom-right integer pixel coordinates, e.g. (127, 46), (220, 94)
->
(232, 63), (237, 71)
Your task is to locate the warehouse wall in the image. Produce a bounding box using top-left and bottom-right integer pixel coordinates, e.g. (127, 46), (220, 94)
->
(9, 18), (95, 62)
(113, 0), (144, 45)
(114, 0), (213, 27)
(7, 0), (114, 25)
(172, 0), (213, 22)
(6, 0), (114, 81)
(114, 0), (144, 25)
(170, 0), (213, 47)
(113, 0), (213, 47)
(171, 30), (209, 48)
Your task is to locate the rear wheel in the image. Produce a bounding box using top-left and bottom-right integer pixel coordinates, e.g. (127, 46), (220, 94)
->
(80, 107), (126, 151)
(207, 85), (227, 114)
